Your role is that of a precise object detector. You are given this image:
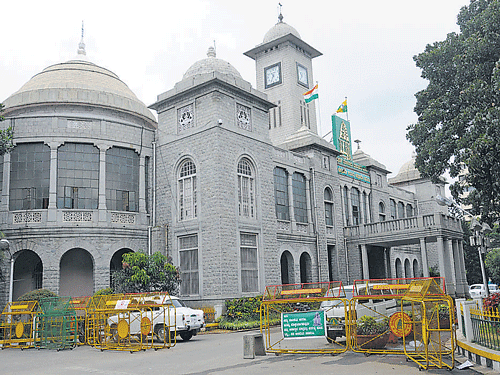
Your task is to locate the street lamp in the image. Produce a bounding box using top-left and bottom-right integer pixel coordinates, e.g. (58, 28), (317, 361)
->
(436, 195), (491, 298)
(0, 238), (14, 304)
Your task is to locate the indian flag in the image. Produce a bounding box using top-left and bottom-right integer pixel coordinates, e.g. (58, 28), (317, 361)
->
(303, 84), (319, 103)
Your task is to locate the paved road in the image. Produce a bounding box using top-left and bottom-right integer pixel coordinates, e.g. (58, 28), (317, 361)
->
(0, 329), (482, 375)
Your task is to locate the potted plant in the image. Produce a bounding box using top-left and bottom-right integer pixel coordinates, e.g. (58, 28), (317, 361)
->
(356, 315), (390, 349)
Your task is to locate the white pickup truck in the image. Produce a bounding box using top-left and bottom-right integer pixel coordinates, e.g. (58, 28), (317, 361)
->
(107, 295), (205, 342)
(319, 284), (398, 342)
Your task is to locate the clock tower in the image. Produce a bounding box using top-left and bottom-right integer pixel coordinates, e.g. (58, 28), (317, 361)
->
(244, 12), (322, 146)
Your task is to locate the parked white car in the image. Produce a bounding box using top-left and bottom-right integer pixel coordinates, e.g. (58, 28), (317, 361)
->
(469, 284), (499, 298)
(107, 295), (204, 342)
(319, 283), (398, 342)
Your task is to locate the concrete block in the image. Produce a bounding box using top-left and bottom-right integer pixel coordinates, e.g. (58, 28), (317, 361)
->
(243, 332), (265, 359)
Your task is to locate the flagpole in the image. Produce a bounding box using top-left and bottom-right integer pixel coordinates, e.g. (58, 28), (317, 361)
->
(315, 81), (322, 136)
(345, 96), (348, 121)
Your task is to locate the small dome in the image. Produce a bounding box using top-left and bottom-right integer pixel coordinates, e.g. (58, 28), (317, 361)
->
(391, 154), (421, 183)
(263, 21), (301, 43)
(3, 59), (156, 124)
(182, 47), (242, 80)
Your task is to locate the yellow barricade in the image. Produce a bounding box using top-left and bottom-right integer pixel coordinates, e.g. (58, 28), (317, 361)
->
(0, 301), (39, 349)
(402, 279), (455, 370)
(87, 292), (176, 352)
(260, 281), (349, 355)
(70, 296), (92, 345)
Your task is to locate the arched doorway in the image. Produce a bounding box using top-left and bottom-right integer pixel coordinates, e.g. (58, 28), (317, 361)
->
(413, 259), (420, 278)
(404, 258), (411, 278)
(12, 250), (43, 301)
(280, 251), (294, 285)
(395, 258), (403, 278)
(59, 248), (94, 297)
(110, 248), (134, 287)
(299, 252), (312, 283)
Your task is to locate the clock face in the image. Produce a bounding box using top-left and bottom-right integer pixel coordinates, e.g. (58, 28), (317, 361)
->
(297, 64), (308, 86)
(265, 63), (281, 88)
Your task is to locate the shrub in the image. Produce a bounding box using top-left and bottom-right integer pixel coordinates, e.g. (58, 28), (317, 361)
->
(484, 293), (500, 311)
(94, 288), (114, 296)
(357, 315), (389, 335)
(223, 296), (263, 322)
(17, 289), (57, 302)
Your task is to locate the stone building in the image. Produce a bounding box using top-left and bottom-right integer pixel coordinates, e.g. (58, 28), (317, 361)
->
(0, 15), (466, 307)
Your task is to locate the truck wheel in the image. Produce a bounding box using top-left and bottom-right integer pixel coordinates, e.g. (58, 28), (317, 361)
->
(180, 331), (193, 341)
(155, 325), (166, 342)
(326, 331), (337, 343)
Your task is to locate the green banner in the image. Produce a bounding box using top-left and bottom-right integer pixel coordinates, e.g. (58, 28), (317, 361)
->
(281, 310), (326, 339)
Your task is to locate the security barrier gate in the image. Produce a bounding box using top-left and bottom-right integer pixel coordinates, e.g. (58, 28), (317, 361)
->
(260, 277), (453, 370)
(260, 281), (349, 355)
(35, 297), (77, 350)
(0, 301), (39, 349)
(70, 296), (92, 345)
(402, 279), (455, 370)
(86, 292), (176, 352)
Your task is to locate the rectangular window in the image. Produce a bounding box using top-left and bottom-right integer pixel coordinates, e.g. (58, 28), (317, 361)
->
(23, 187), (37, 210)
(64, 186), (78, 209)
(241, 233), (258, 293)
(292, 173), (307, 223)
(179, 234), (199, 296)
(274, 167), (289, 221)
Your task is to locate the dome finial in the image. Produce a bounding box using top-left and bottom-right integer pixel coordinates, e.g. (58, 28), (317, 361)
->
(77, 21), (86, 56)
(278, 3), (283, 23)
(207, 45), (216, 58)
(354, 139), (361, 150)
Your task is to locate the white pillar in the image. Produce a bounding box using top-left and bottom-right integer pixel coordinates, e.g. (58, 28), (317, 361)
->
(420, 238), (429, 277)
(361, 244), (369, 280)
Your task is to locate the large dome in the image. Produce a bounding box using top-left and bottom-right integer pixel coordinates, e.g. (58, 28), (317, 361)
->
(183, 46), (242, 80)
(263, 20), (301, 43)
(3, 58), (156, 124)
(390, 154), (421, 183)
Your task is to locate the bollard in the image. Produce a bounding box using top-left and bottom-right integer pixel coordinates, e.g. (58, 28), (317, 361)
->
(243, 333), (265, 359)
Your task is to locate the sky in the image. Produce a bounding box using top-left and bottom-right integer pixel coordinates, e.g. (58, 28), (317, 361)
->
(0, 0), (467, 179)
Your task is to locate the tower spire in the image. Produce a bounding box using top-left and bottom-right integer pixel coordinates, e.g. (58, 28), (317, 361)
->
(77, 21), (86, 56)
(278, 3), (283, 23)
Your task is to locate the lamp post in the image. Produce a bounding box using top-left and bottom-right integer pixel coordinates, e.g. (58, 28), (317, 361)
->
(0, 238), (14, 304)
(436, 195), (491, 298)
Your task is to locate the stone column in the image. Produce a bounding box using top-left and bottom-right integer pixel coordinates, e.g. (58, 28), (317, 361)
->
(447, 238), (457, 293)
(98, 144), (111, 222)
(361, 244), (369, 280)
(47, 142), (61, 222)
(437, 236), (446, 281)
(458, 240), (469, 296)
(420, 238), (430, 277)
(454, 239), (467, 297)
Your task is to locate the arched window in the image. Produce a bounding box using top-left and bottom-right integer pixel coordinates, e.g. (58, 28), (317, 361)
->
(178, 159), (197, 221)
(390, 199), (396, 219)
(343, 187), (350, 226)
(397, 202), (405, 219)
(363, 192), (369, 224)
(324, 187), (334, 226)
(395, 258), (403, 278)
(379, 202), (386, 222)
(351, 188), (360, 225)
(274, 167), (289, 220)
(237, 158), (255, 218)
(292, 172), (307, 223)
(406, 204), (414, 217)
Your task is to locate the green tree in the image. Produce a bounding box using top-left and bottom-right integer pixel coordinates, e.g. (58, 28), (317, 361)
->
(112, 251), (180, 294)
(463, 221), (484, 284)
(0, 103), (14, 156)
(485, 224), (500, 283)
(407, 0), (500, 224)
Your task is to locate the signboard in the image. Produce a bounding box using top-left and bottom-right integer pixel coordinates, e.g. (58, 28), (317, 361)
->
(281, 310), (326, 339)
(389, 312), (412, 337)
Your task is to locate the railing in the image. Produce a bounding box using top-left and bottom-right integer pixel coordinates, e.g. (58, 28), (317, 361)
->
(343, 213), (462, 239)
(470, 307), (500, 350)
